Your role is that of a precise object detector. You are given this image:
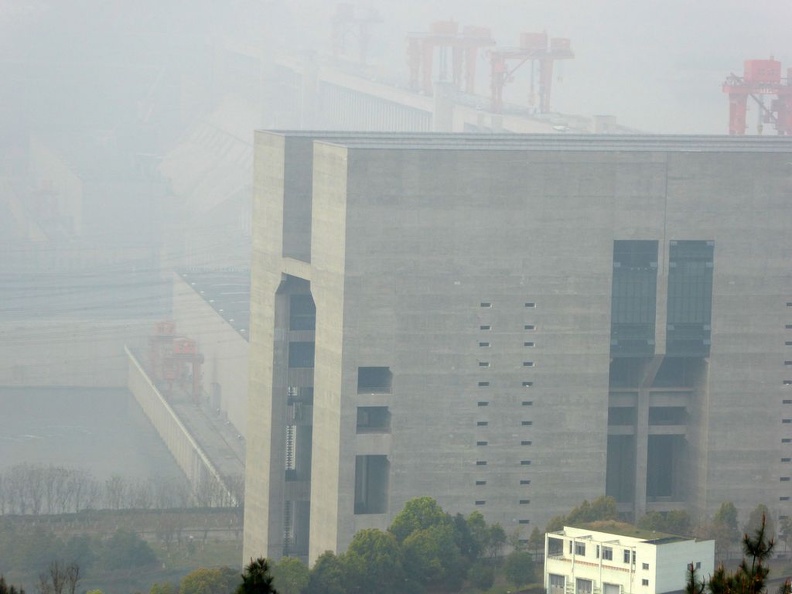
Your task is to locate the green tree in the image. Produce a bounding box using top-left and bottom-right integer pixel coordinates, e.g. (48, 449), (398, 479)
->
(0, 575), (25, 594)
(306, 552), (346, 594)
(237, 558), (278, 594)
(150, 583), (178, 594)
(714, 502), (739, 537)
(272, 558), (309, 594)
(389, 497), (449, 543)
(546, 496), (618, 532)
(638, 511), (692, 536)
(466, 562), (494, 592)
(503, 550), (535, 588)
(100, 528), (157, 570)
(180, 567), (239, 594)
(344, 529), (405, 594)
(686, 513), (789, 594)
(528, 526), (545, 558)
(745, 505), (775, 541)
(402, 523), (464, 591)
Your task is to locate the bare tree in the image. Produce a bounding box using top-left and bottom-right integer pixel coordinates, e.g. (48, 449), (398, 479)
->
(38, 561), (78, 594)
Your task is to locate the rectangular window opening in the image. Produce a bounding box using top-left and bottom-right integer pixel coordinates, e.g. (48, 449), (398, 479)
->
(354, 455), (389, 515)
(357, 367), (393, 394)
(356, 406), (391, 433)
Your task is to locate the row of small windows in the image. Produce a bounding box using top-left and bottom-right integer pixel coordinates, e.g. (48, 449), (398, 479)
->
(476, 401), (533, 410)
(476, 440), (533, 446)
(480, 302), (536, 308)
(472, 499), (531, 506)
(480, 324), (536, 331)
(479, 361), (534, 366)
(478, 341), (536, 347)
(564, 541), (638, 565)
(476, 460), (531, 466)
(477, 381), (533, 387)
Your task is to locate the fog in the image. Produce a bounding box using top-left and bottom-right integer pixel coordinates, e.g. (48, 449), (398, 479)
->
(0, 0), (791, 583)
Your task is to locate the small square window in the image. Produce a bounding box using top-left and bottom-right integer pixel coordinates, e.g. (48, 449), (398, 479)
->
(787, 302), (792, 307)
(476, 460), (487, 466)
(521, 440), (532, 445)
(477, 401), (489, 407)
(524, 342), (535, 347)
(521, 421), (533, 426)
(786, 361), (792, 366)
(624, 550), (631, 564)
(475, 500), (485, 506)
(519, 479), (531, 485)
(522, 381), (534, 387)
(783, 457), (792, 462)
(642, 563), (649, 570)
(602, 547), (613, 561)
(479, 342), (490, 347)
(477, 441), (488, 446)
(787, 324), (792, 329)
(480, 302), (492, 308)
(782, 496), (791, 501)
(522, 401), (533, 406)
(477, 421), (488, 426)
(786, 342), (792, 346)
(525, 302), (536, 308)
(784, 438), (792, 443)
(642, 580), (649, 587)
(784, 419), (792, 424)
(524, 324), (536, 330)
(781, 477), (790, 482)
(519, 519), (530, 525)
(519, 499), (530, 504)
(480, 325), (491, 331)
(575, 542), (585, 555)
(784, 400), (792, 404)
(476, 480), (486, 486)
(696, 562), (701, 569)
(479, 361), (490, 367)
(784, 381), (792, 386)
(478, 381), (490, 387)
(523, 361), (534, 367)
(520, 460), (531, 465)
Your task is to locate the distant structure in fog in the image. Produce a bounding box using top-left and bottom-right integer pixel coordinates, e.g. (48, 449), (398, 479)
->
(243, 131), (792, 563)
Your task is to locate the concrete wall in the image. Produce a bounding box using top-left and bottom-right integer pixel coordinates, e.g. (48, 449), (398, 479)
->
(245, 133), (792, 565)
(0, 319), (152, 388)
(126, 347), (234, 503)
(172, 275), (249, 438)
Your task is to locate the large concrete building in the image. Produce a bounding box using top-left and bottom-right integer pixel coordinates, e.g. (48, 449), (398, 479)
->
(243, 131), (792, 563)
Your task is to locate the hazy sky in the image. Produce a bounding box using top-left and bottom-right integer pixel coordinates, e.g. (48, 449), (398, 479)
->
(2, 0), (791, 136)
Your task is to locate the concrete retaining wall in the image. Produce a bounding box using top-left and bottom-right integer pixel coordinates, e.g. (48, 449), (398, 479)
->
(126, 346), (236, 505)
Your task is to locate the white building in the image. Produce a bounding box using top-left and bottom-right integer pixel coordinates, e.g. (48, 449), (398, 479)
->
(545, 524), (714, 594)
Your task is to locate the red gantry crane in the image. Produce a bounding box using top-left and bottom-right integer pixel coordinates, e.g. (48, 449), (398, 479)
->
(490, 31), (574, 114)
(723, 58), (792, 135)
(406, 21), (495, 96)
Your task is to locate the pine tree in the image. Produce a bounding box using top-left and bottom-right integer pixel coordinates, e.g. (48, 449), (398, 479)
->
(237, 558), (278, 594)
